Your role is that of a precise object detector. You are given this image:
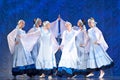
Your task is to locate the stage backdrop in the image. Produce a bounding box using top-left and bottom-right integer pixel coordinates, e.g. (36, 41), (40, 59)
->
(0, 0), (120, 77)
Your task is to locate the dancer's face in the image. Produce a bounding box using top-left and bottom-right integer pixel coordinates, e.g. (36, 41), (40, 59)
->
(88, 21), (94, 28)
(37, 20), (42, 26)
(77, 21), (83, 29)
(36, 20), (42, 28)
(77, 21), (81, 26)
(65, 23), (72, 31)
(19, 21), (25, 29)
(46, 23), (50, 29)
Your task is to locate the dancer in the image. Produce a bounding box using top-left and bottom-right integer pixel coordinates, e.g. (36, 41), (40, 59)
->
(7, 20), (36, 78)
(57, 21), (79, 78)
(35, 21), (59, 79)
(86, 18), (114, 78)
(28, 18), (42, 33)
(28, 18), (42, 62)
(75, 19), (89, 75)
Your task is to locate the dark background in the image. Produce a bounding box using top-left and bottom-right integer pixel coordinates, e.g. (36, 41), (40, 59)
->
(0, 0), (120, 78)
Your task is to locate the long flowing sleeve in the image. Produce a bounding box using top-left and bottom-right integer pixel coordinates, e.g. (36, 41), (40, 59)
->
(72, 26), (79, 30)
(61, 30), (76, 52)
(21, 30), (41, 52)
(60, 19), (67, 38)
(50, 18), (66, 38)
(60, 31), (66, 49)
(94, 27), (108, 51)
(50, 19), (58, 38)
(28, 28), (35, 33)
(51, 34), (59, 54)
(28, 25), (36, 33)
(7, 28), (17, 54)
(83, 30), (89, 53)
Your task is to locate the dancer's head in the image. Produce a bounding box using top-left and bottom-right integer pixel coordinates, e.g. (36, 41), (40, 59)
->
(43, 21), (50, 29)
(65, 21), (72, 31)
(88, 17), (97, 28)
(18, 20), (25, 29)
(35, 18), (42, 27)
(77, 19), (85, 29)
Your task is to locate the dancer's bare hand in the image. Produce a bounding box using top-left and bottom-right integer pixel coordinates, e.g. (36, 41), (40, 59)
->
(15, 41), (19, 45)
(80, 44), (85, 47)
(94, 41), (98, 45)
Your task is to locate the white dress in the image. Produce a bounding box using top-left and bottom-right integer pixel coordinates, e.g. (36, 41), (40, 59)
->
(87, 26), (114, 71)
(8, 28), (34, 76)
(75, 28), (89, 74)
(35, 27), (59, 75)
(58, 29), (79, 77)
(28, 26), (41, 62)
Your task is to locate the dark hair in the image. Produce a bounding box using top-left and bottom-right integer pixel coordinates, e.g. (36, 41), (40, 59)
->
(33, 18), (37, 24)
(78, 19), (86, 27)
(81, 19), (86, 25)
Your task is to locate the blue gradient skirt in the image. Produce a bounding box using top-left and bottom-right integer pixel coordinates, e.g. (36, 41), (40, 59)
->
(12, 64), (36, 76)
(36, 67), (57, 76)
(57, 67), (90, 77)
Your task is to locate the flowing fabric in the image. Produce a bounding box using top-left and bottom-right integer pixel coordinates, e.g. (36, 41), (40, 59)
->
(75, 28), (89, 74)
(7, 27), (41, 54)
(50, 18), (66, 38)
(87, 26), (113, 71)
(21, 30), (41, 52)
(72, 26), (79, 31)
(28, 24), (41, 33)
(7, 28), (37, 76)
(50, 18), (66, 68)
(60, 19), (67, 38)
(35, 27), (59, 75)
(27, 26), (41, 62)
(7, 28), (18, 54)
(94, 27), (108, 51)
(57, 29), (80, 77)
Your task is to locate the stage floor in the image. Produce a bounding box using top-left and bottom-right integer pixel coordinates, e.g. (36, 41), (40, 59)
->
(0, 61), (119, 79)
(0, 77), (120, 80)
(0, 74), (120, 80)
(1, 63), (119, 79)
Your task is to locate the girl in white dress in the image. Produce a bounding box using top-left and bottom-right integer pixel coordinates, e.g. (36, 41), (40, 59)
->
(35, 21), (59, 79)
(7, 20), (35, 78)
(86, 18), (114, 78)
(28, 18), (42, 62)
(57, 21), (79, 77)
(75, 19), (89, 75)
(25, 18), (42, 76)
